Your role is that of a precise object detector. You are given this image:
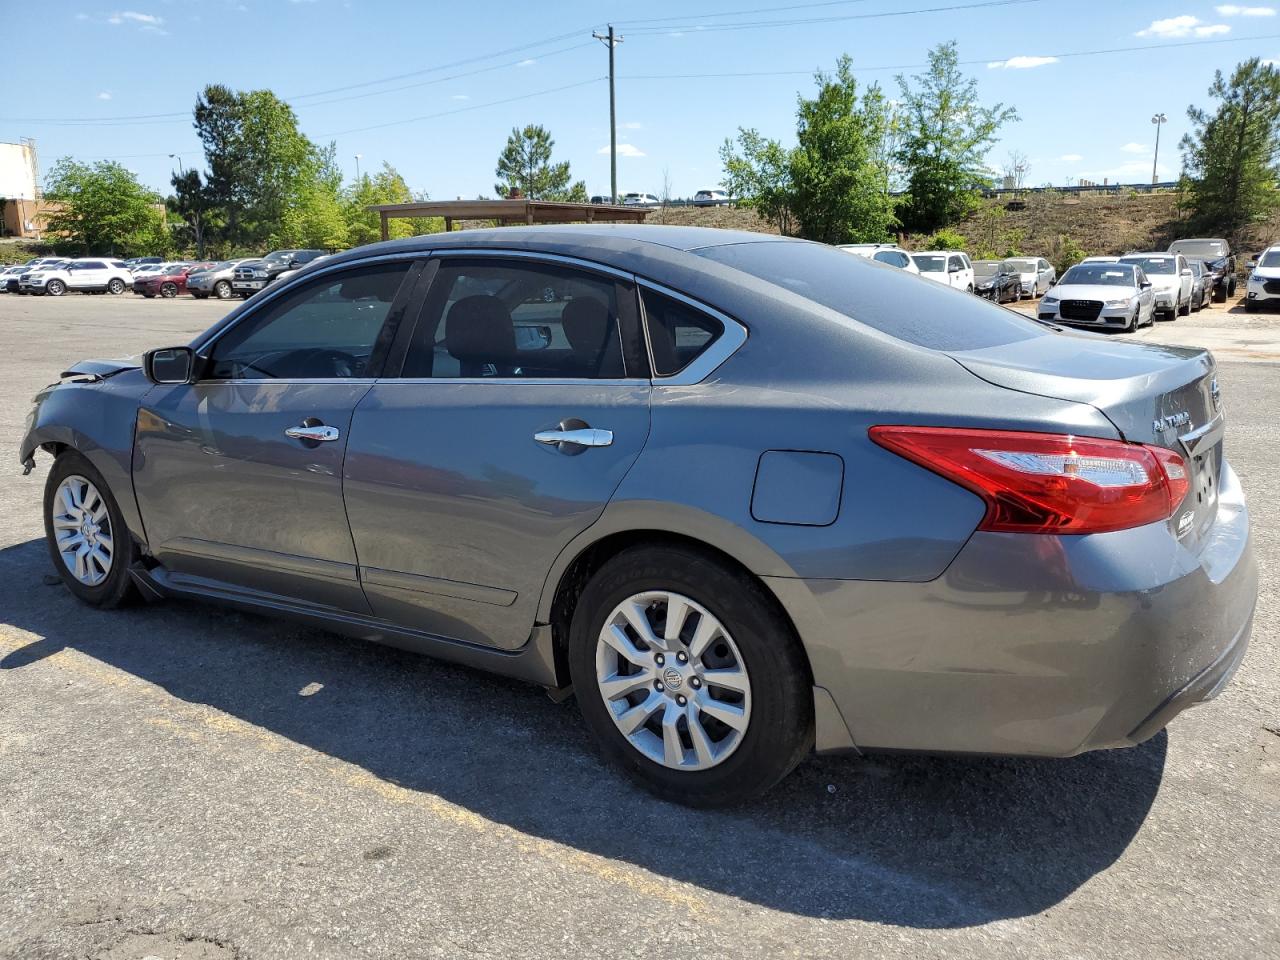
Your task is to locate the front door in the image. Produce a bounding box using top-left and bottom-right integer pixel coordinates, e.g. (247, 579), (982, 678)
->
(343, 256), (653, 650)
(133, 259), (421, 610)
(67, 260), (108, 290)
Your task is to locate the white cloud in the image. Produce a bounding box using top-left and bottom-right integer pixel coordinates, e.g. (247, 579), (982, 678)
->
(517, 58), (536, 67)
(598, 143), (646, 158)
(75, 11), (89, 19)
(1265, 58), (1280, 64)
(1216, 4), (1275, 15)
(1060, 153), (1083, 163)
(987, 55), (1059, 69)
(117, 11), (163, 24)
(97, 91), (112, 100)
(450, 94), (469, 101)
(620, 121), (643, 130)
(1121, 142), (1149, 153)
(1136, 14), (1230, 37)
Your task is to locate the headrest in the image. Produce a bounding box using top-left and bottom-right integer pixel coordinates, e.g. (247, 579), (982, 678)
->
(561, 298), (611, 358)
(445, 295), (515, 363)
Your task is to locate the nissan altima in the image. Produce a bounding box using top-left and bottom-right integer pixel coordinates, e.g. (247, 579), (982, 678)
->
(21, 226), (1257, 806)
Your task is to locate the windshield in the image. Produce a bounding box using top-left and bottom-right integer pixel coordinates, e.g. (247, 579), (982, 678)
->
(1259, 251), (1280, 268)
(1120, 256), (1176, 275)
(697, 241), (1046, 351)
(1006, 259), (1037, 272)
(1060, 265), (1136, 287)
(912, 255), (946, 272)
(974, 262), (998, 276)
(1170, 240), (1226, 258)
(264, 251), (295, 263)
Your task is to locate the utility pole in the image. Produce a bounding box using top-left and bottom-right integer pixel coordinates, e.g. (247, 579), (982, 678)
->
(1151, 113), (1167, 187)
(593, 24), (622, 203)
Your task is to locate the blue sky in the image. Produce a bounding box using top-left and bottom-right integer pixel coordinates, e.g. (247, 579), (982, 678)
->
(6, 0), (1280, 199)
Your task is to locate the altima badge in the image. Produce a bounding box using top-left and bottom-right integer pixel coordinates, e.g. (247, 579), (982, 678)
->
(1154, 411), (1193, 434)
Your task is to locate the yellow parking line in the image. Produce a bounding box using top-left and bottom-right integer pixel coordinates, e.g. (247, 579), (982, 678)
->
(0, 631), (710, 916)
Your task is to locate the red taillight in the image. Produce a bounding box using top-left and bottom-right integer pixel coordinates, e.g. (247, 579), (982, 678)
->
(869, 426), (1190, 535)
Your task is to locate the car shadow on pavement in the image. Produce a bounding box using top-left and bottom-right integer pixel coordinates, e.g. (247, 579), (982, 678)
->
(0, 537), (1166, 929)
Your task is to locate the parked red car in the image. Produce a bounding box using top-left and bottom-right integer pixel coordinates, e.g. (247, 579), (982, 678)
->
(136, 262), (217, 299)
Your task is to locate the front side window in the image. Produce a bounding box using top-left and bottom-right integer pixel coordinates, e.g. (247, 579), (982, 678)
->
(948, 256), (964, 272)
(401, 260), (628, 379)
(641, 288), (724, 377)
(208, 262), (412, 380)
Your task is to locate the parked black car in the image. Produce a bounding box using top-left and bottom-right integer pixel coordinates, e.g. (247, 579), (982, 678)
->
(973, 260), (1024, 303)
(231, 249), (327, 298)
(1168, 239), (1236, 302)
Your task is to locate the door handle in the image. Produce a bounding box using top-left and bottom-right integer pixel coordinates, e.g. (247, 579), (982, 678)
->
(534, 427), (613, 450)
(285, 423), (340, 442)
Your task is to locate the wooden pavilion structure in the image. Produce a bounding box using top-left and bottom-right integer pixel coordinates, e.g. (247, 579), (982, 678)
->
(368, 198), (650, 241)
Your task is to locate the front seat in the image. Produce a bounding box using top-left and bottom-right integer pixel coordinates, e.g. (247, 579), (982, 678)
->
(445, 295), (516, 377)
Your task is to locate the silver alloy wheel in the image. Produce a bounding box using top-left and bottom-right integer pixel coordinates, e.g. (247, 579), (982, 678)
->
(215, 280), (232, 299)
(595, 590), (752, 771)
(51, 475), (114, 587)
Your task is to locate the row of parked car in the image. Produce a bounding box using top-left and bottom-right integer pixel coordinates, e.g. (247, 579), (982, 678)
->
(840, 237), (1244, 333)
(0, 249), (330, 300)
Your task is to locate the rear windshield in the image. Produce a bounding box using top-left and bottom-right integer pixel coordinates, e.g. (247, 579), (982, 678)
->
(1060, 264), (1136, 286)
(1121, 256), (1176, 274)
(696, 241), (1046, 351)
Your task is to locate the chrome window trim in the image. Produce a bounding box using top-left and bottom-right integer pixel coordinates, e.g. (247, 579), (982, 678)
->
(635, 278), (748, 387)
(375, 377), (643, 387)
(191, 251), (429, 354)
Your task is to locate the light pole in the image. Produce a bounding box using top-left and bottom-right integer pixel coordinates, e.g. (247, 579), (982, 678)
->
(354, 153), (363, 184)
(1150, 113), (1166, 187)
(168, 153), (184, 177)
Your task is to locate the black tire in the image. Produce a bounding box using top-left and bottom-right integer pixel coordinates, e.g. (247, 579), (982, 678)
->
(568, 544), (813, 807)
(1125, 307), (1138, 333)
(1179, 295), (1191, 316)
(160, 281), (179, 298)
(43, 450), (137, 608)
(46, 279), (66, 296)
(214, 280), (233, 299)
(108, 277), (125, 295)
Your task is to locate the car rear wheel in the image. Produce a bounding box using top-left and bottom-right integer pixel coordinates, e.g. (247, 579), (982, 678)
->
(568, 545), (812, 807)
(46, 279), (66, 296)
(1179, 295), (1191, 316)
(44, 451), (137, 608)
(107, 278), (125, 295)
(214, 280), (233, 299)
(160, 281), (179, 298)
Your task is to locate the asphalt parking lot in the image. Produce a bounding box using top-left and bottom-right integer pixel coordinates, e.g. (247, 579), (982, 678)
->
(0, 293), (1277, 960)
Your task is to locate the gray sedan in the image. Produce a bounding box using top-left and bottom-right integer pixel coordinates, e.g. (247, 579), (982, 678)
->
(20, 226), (1257, 806)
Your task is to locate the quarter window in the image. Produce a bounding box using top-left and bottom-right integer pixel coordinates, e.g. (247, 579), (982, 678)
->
(641, 288), (724, 377)
(207, 262), (412, 380)
(400, 260), (629, 379)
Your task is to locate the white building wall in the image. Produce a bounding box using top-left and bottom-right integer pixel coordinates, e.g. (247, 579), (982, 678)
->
(0, 142), (39, 200)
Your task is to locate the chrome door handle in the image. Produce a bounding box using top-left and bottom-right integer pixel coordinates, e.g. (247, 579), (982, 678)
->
(534, 427), (613, 448)
(285, 423), (340, 442)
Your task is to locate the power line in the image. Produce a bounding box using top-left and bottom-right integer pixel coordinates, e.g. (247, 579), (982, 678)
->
(615, 0), (875, 26)
(623, 32), (1280, 79)
(623, 0), (1050, 35)
(316, 77), (604, 138)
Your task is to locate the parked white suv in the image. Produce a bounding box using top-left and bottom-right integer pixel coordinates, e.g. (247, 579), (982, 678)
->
(911, 250), (973, 292)
(1245, 244), (1280, 312)
(1118, 252), (1194, 319)
(19, 257), (133, 296)
(839, 244), (921, 275)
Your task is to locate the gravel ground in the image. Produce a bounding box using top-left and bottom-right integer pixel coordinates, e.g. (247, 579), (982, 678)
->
(0, 293), (1277, 960)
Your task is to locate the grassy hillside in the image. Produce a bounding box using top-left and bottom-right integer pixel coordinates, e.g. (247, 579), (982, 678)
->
(654, 192), (1280, 260)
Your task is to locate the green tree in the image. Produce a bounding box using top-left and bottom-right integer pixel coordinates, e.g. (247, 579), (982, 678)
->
(1179, 58), (1280, 235)
(719, 128), (796, 234)
(191, 84), (321, 250)
(42, 158), (171, 257)
(788, 56), (896, 244)
(894, 42), (1017, 233)
(167, 168), (210, 257)
(343, 162), (440, 246)
(494, 124), (586, 200)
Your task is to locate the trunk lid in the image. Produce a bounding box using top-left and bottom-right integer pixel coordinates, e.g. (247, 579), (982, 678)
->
(950, 333), (1224, 543)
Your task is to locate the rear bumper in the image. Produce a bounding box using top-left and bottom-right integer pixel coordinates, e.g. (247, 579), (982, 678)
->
(771, 460), (1257, 757)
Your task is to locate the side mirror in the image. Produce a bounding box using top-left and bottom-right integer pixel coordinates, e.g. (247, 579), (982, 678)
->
(1141, 281), (1153, 289)
(144, 346), (195, 384)
(1181, 268), (1192, 277)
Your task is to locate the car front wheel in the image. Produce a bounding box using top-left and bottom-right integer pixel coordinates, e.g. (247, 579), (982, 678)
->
(568, 545), (813, 807)
(46, 279), (66, 296)
(43, 451), (137, 607)
(214, 280), (233, 299)
(160, 281), (179, 298)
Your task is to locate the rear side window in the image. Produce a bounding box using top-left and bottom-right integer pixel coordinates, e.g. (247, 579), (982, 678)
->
(696, 241), (1045, 351)
(641, 289), (723, 377)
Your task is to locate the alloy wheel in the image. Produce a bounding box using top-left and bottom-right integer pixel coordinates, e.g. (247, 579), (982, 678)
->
(215, 280), (232, 299)
(595, 590), (752, 771)
(50, 475), (114, 586)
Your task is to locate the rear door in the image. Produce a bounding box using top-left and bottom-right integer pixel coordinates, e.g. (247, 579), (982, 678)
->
(133, 258), (424, 610)
(68, 260), (107, 289)
(343, 254), (652, 650)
